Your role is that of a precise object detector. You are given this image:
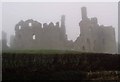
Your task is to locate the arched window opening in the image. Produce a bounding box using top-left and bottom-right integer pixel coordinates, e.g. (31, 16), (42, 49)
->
(33, 34), (36, 40)
(29, 23), (32, 27)
(18, 26), (21, 30)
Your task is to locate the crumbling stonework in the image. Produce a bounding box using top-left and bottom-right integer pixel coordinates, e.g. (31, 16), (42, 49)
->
(2, 31), (9, 50)
(12, 15), (72, 50)
(73, 7), (117, 54)
(11, 7), (117, 54)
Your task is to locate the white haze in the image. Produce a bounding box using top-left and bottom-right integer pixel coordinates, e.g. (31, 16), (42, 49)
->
(2, 2), (118, 45)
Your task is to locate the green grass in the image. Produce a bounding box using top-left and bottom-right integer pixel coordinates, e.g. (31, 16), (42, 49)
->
(2, 49), (113, 55)
(3, 49), (120, 80)
(2, 49), (83, 55)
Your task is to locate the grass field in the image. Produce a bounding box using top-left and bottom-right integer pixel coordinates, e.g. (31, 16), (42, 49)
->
(2, 50), (120, 80)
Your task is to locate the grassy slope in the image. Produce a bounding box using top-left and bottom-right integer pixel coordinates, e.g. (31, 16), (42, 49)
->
(2, 49), (114, 55)
(2, 50), (120, 80)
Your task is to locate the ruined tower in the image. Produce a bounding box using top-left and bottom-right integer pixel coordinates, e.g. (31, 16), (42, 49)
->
(2, 31), (9, 50)
(13, 16), (70, 50)
(61, 15), (66, 39)
(74, 7), (117, 54)
(81, 7), (88, 20)
(11, 7), (116, 53)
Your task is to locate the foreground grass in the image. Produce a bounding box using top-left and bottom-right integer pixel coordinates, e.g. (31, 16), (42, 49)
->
(3, 49), (82, 54)
(3, 49), (116, 55)
(2, 50), (120, 80)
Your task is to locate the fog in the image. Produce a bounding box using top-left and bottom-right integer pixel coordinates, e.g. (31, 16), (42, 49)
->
(2, 2), (118, 45)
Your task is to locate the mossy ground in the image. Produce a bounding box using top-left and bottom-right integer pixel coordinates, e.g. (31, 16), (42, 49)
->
(2, 50), (120, 80)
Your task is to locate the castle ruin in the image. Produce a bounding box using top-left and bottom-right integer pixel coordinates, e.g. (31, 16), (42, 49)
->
(10, 7), (117, 54)
(11, 15), (73, 50)
(74, 7), (117, 53)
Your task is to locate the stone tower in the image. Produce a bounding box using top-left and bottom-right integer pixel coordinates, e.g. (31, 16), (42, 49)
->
(74, 7), (117, 54)
(81, 7), (88, 20)
(61, 15), (66, 38)
(2, 31), (9, 50)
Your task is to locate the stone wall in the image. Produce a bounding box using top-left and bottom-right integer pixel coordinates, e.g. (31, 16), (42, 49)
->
(12, 15), (72, 50)
(9, 7), (117, 54)
(74, 7), (117, 54)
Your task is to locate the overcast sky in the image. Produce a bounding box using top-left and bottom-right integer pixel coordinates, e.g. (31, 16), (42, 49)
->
(2, 2), (118, 44)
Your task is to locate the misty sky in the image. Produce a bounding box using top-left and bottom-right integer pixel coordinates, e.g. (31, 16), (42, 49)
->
(2, 2), (118, 44)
